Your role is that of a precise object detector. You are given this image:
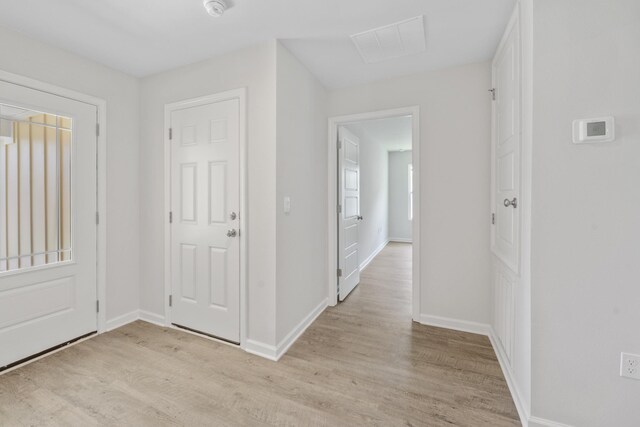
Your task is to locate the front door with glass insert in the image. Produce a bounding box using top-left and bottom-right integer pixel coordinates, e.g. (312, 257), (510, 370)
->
(0, 80), (98, 368)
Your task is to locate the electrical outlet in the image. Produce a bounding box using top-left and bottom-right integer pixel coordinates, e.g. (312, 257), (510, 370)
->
(620, 353), (640, 380)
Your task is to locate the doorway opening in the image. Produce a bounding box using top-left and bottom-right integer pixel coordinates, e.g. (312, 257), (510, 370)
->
(327, 107), (420, 320)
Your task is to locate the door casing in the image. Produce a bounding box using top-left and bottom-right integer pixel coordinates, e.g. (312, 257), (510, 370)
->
(0, 69), (107, 335)
(327, 106), (421, 320)
(164, 88), (247, 348)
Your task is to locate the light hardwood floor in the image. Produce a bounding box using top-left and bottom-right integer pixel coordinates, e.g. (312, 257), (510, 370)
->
(0, 242), (519, 426)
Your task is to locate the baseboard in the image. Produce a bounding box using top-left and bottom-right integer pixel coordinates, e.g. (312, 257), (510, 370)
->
(418, 314), (491, 336)
(388, 237), (412, 243)
(139, 310), (166, 327)
(359, 240), (389, 271)
(274, 298), (328, 361)
(487, 328), (573, 427)
(105, 310), (139, 331)
(106, 310), (166, 332)
(488, 328), (530, 427)
(244, 339), (278, 361)
(527, 417), (573, 427)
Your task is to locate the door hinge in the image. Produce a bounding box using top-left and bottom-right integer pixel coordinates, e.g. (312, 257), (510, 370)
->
(169, 295), (173, 307)
(169, 128), (173, 140)
(96, 123), (100, 137)
(96, 212), (100, 225)
(337, 139), (342, 150)
(492, 213), (495, 225)
(337, 204), (342, 214)
(169, 211), (173, 223)
(337, 268), (342, 277)
(489, 88), (496, 101)
(96, 300), (100, 313)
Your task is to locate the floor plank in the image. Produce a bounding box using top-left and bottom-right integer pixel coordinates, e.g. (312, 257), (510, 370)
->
(0, 242), (520, 426)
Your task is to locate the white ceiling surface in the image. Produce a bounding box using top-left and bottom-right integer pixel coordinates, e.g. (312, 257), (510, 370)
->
(346, 116), (412, 152)
(0, 0), (515, 88)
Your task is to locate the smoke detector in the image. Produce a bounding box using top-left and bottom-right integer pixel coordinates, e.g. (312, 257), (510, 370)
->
(204, 0), (226, 17)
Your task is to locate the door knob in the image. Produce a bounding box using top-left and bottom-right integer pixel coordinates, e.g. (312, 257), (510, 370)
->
(357, 215), (363, 220)
(229, 212), (237, 220)
(227, 229), (237, 237)
(503, 198), (518, 208)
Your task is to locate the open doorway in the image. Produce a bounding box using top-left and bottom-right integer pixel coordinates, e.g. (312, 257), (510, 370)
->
(327, 107), (420, 319)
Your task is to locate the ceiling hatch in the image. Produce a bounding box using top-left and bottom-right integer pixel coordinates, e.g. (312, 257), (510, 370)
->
(351, 15), (427, 64)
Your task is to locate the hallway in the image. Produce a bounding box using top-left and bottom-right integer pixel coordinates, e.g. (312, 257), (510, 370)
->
(0, 243), (519, 426)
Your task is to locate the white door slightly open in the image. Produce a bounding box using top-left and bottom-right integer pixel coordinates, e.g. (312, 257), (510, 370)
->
(491, 19), (520, 273)
(338, 126), (361, 301)
(170, 96), (241, 343)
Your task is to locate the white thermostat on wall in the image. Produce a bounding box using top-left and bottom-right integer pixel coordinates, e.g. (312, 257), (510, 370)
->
(572, 116), (615, 144)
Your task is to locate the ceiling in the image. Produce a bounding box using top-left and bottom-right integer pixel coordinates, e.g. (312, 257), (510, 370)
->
(346, 116), (412, 152)
(0, 0), (515, 88)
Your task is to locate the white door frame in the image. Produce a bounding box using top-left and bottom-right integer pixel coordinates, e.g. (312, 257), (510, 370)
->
(327, 106), (421, 320)
(0, 69), (108, 333)
(164, 88), (248, 347)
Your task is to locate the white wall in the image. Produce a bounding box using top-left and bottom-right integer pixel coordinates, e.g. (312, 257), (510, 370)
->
(530, 1), (640, 425)
(328, 62), (493, 325)
(274, 43), (328, 344)
(0, 26), (140, 323)
(388, 150), (413, 242)
(139, 43), (279, 347)
(343, 125), (389, 268)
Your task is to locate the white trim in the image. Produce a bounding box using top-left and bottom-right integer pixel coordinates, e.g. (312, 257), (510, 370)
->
(106, 310), (139, 332)
(275, 298), (328, 360)
(139, 310), (166, 327)
(328, 106), (421, 322)
(244, 339), (278, 361)
(0, 69), (108, 334)
(418, 314), (491, 336)
(163, 88), (248, 348)
(528, 417), (573, 427)
(388, 237), (412, 243)
(488, 328), (530, 426)
(244, 298), (329, 362)
(359, 240), (388, 271)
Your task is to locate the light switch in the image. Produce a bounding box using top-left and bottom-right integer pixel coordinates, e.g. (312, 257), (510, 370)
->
(283, 196), (291, 214)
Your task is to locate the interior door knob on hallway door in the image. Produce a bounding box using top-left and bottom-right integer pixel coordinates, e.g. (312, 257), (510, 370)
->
(503, 198), (517, 208)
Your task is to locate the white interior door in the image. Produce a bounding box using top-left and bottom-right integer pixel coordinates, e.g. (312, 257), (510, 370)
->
(170, 97), (240, 343)
(491, 21), (521, 273)
(338, 127), (362, 301)
(0, 80), (97, 368)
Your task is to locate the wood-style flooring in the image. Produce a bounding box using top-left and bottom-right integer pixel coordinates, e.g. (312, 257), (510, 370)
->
(0, 242), (519, 426)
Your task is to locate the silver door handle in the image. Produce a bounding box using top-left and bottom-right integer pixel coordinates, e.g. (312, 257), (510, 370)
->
(227, 229), (237, 237)
(504, 198), (518, 208)
(229, 212), (237, 220)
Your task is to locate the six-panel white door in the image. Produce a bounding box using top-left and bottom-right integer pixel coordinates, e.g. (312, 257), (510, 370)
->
(0, 81), (98, 368)
(492, 21), (520, 273)
(338, 127), (362, 301)
(170, 98), (240, 343)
